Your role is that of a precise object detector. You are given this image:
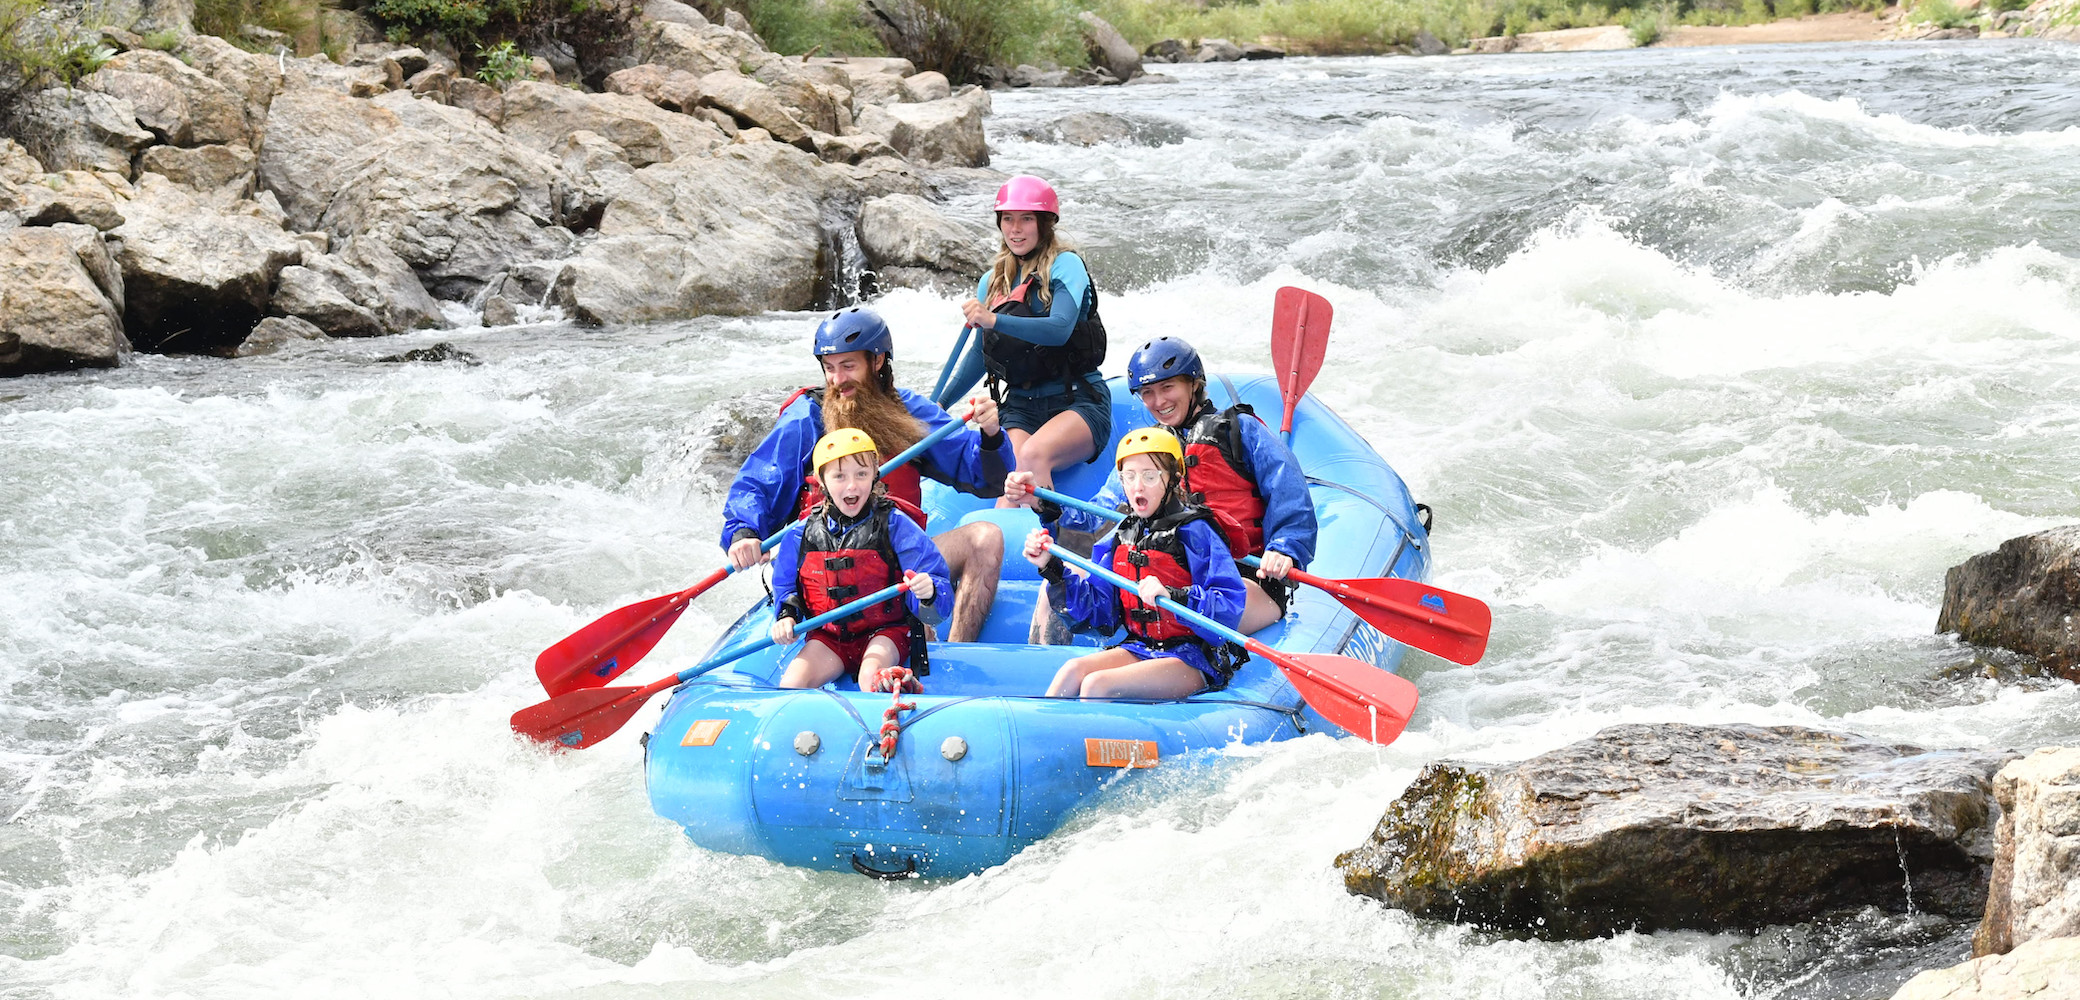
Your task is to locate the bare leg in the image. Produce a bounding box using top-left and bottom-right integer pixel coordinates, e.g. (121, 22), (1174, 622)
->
(996, 411), (1098, 505)
(856, 634), (904, 692)
(1078, 654), (1207, 700)
(932, 521), (1001, 643)
(1028, 527), (1100, 645)
(1237, 578), (1284, 635)
(778, 639), (847, 689)
(1047, 647), (1137, 697)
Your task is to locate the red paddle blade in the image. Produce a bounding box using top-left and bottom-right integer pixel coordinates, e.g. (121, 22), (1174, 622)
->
(511, 684), (650, 750)
(534, 573), (720, 697)
(1274, 652), (1418, 746)
(1308, 574), (1491, 666)
(1272, 287), (1332, 432)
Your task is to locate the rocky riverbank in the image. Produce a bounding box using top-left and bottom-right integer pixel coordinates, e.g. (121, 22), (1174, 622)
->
(0, 1), (1001, 375)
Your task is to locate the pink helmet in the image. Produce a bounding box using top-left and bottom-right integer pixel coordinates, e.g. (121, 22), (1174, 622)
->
(994, 175), (1059, 216)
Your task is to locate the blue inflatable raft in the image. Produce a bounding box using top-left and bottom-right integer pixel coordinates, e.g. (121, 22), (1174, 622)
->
(641, 374), (1429, 878)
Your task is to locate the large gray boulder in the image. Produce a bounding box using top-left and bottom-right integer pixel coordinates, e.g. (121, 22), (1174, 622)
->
(642, 19), (777, 78)
(141, 143), (257, 197)
(271, 235), (445, 337)
(697, 71), (814, 149)
(603, 64), (705, 112)
(1938, 526), (2080, 683)
(552, 130), (638, 230)
(111, 176), (305, 353)
(1889, 936), (2080, 1000)
(860, 90), (988, 167)
(498, 81), (726, 167)
(1077, 12), (1142, 84)
(88, 50), (250, 147)
(550, 141), (860, 324)
(1337, 723), (2017, 938)
(175, 33), (283, 145)
(1973, 747), (2080, 956)
(752, 63), (848, 136)
(0, 224), (129, 375)
(10, 88), (155, 178)
(857, 193), (991, 294)
(257, 88), (405, 231)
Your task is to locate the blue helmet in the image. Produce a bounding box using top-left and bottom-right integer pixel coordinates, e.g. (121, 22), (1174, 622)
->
(1127, 336), (1205, 391)
(813, 307), (893, 359)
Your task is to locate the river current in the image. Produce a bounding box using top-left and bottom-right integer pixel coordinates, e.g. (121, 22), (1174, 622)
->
(5, 40), (2080, 999)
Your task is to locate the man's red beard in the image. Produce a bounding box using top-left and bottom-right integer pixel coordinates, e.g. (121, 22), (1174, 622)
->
(823, 377), (925, 456)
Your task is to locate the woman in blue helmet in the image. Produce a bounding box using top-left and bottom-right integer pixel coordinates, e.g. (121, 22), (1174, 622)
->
(957, 175), (1111, 500)
(1011, 335), (1316, 635)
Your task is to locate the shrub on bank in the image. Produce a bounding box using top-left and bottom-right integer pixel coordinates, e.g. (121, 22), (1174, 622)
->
(0, 0), (108, 118)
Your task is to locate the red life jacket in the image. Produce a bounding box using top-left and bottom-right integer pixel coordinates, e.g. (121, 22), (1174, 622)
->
(1110, 501), (1223, 645)
(1180, 402), (1268, 557)
(795, 499), (911, 641)
(778, 384), (928, 525)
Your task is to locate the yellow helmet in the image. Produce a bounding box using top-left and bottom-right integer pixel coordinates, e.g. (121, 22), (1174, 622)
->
(1114, 426), (1183, 469)
(813, 428), (880, 473)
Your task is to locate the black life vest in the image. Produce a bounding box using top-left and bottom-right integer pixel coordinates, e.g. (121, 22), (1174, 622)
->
(1110, 500), (1223, 646)
(795, 499), (911, 641)
(981, 270), (1107, 390)
(1180, 402), (1269, 557)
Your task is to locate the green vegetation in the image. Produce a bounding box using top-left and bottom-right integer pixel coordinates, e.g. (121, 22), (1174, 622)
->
(365, 0), (637, 73)
(0, 0), (111, 116)
(192, 0), (321, 45)
(1905, 0), (1975, 25)
(742, 0), (884, 56)
(474, 37), (527, 84)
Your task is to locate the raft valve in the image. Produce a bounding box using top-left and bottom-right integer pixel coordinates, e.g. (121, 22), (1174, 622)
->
(941, 737), (967, 761)
(794, 731), (821, 756)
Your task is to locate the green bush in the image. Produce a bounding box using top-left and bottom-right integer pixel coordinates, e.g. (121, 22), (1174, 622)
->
(0, 0), (110, 117)
(474, 38), (527, 84)
(861, 0), (1082, 83)
(1908, 0), (1977, 26)
(740, 0), (885, 55)
(192, 0), (320, 46)
(367, 0), (637, 75)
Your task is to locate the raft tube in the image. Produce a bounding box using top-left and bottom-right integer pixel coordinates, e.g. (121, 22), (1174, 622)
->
(642, 374), (1429, 878)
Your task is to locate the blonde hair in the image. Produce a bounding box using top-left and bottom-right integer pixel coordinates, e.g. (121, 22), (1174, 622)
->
(985, 213), (1075, 312)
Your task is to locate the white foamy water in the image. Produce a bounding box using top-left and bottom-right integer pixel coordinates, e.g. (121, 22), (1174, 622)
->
(7, 42), (2080, 1000)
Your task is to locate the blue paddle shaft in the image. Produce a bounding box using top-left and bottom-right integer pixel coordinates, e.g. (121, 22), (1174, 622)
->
(1045, 546), (1248, 649)
(672, 580), (911, 685)
(931, 325), (974, 406)
(1035, 485), (1271, 571)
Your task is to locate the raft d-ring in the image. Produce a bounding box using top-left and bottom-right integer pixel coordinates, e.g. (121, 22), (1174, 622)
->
(850, 852), (918, 880)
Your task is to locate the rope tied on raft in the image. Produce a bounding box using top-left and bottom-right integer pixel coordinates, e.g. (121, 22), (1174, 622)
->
(876, 666), (918, 758)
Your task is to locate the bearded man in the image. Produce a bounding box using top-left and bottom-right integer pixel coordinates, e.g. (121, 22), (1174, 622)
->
(721, 307), (1010, 643)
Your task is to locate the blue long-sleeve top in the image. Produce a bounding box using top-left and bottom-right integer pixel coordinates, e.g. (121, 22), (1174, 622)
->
(1048, 516), (1247, 648)
(721, 387), (1015, 549)
(770, 504), (952, 627)
(1052, 406), (1319, 568)
(976, 252), (1092, 348)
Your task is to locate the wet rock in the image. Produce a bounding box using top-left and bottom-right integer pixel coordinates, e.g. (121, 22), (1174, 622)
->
(10, 88), (155, 178)
(481, 295), (520, 327)
(1013, 111), (1134, 147)
(604, 64), (705, 112)
(377, 341), (480, 364)
(693, 386), (793, 481)
(1078, 12), (1143, 83)
(1336, 723), (2016, 938)
(272, 235), (444, 337)
(1194, 39), (1244, 62)
(1144, 39), (1189, 62)
(0, 223), (130, 375)
(499, 81), (726, 167)
(1973, 747), (2080, 956)
(112, 177), (305, 353)
(1890, 935), (2080, 1000)
(236, 315), (326, 356)
(1239, 43), (1286, 60)
(140, 143), (256, 196)
(1412, 29), (1450, 56)
(1938, 526), (2080, 683)
(857, 193), (991, 293)
(550, 140), (859, 324)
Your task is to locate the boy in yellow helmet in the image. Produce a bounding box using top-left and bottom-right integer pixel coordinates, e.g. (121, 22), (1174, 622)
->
(1019, 428), (1247, 699)
(770, 429), (952, 693)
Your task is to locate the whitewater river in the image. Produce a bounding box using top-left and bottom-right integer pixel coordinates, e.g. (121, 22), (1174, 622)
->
(6, 40), (2080, 999)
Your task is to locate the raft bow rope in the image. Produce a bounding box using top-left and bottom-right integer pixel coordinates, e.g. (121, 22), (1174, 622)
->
(877, 667), (917, 758)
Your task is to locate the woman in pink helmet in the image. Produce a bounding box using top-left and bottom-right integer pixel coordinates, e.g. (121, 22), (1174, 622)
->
(959, 175), (1111, 498)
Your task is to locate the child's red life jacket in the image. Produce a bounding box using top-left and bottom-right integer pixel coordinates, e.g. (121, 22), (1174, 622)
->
(796, 499), (910, 641)
(1179, 402), (1268, 557)
(1110, 502), (1226, 645)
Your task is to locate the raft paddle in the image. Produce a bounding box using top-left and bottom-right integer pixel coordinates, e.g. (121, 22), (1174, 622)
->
(1026, 484), (1491, 666)
(932, 325), (980, 409)
(1271, 286), (1332, 442)
(1043, 545), (1417, 746)
(514, 579), (915, 750)
(533, 408), (973, 698)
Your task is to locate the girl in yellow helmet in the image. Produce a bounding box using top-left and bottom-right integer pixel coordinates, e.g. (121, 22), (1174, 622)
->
(770, 429), (952, 693)
(1019, 427), (1247, 699)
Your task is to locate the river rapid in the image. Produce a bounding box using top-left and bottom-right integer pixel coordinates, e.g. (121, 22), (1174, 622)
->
(6, 40), (2080, 999)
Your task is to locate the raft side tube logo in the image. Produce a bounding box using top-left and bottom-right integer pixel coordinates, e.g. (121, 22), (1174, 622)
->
(1340, 620), (1393, 669)
(1084, 738), (1159, 768)
(680, 719), (729, 747)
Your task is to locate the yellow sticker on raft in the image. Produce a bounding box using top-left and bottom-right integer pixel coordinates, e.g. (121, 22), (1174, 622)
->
(680, 719), (729, 747)
(1085, 738), (1159, 769)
